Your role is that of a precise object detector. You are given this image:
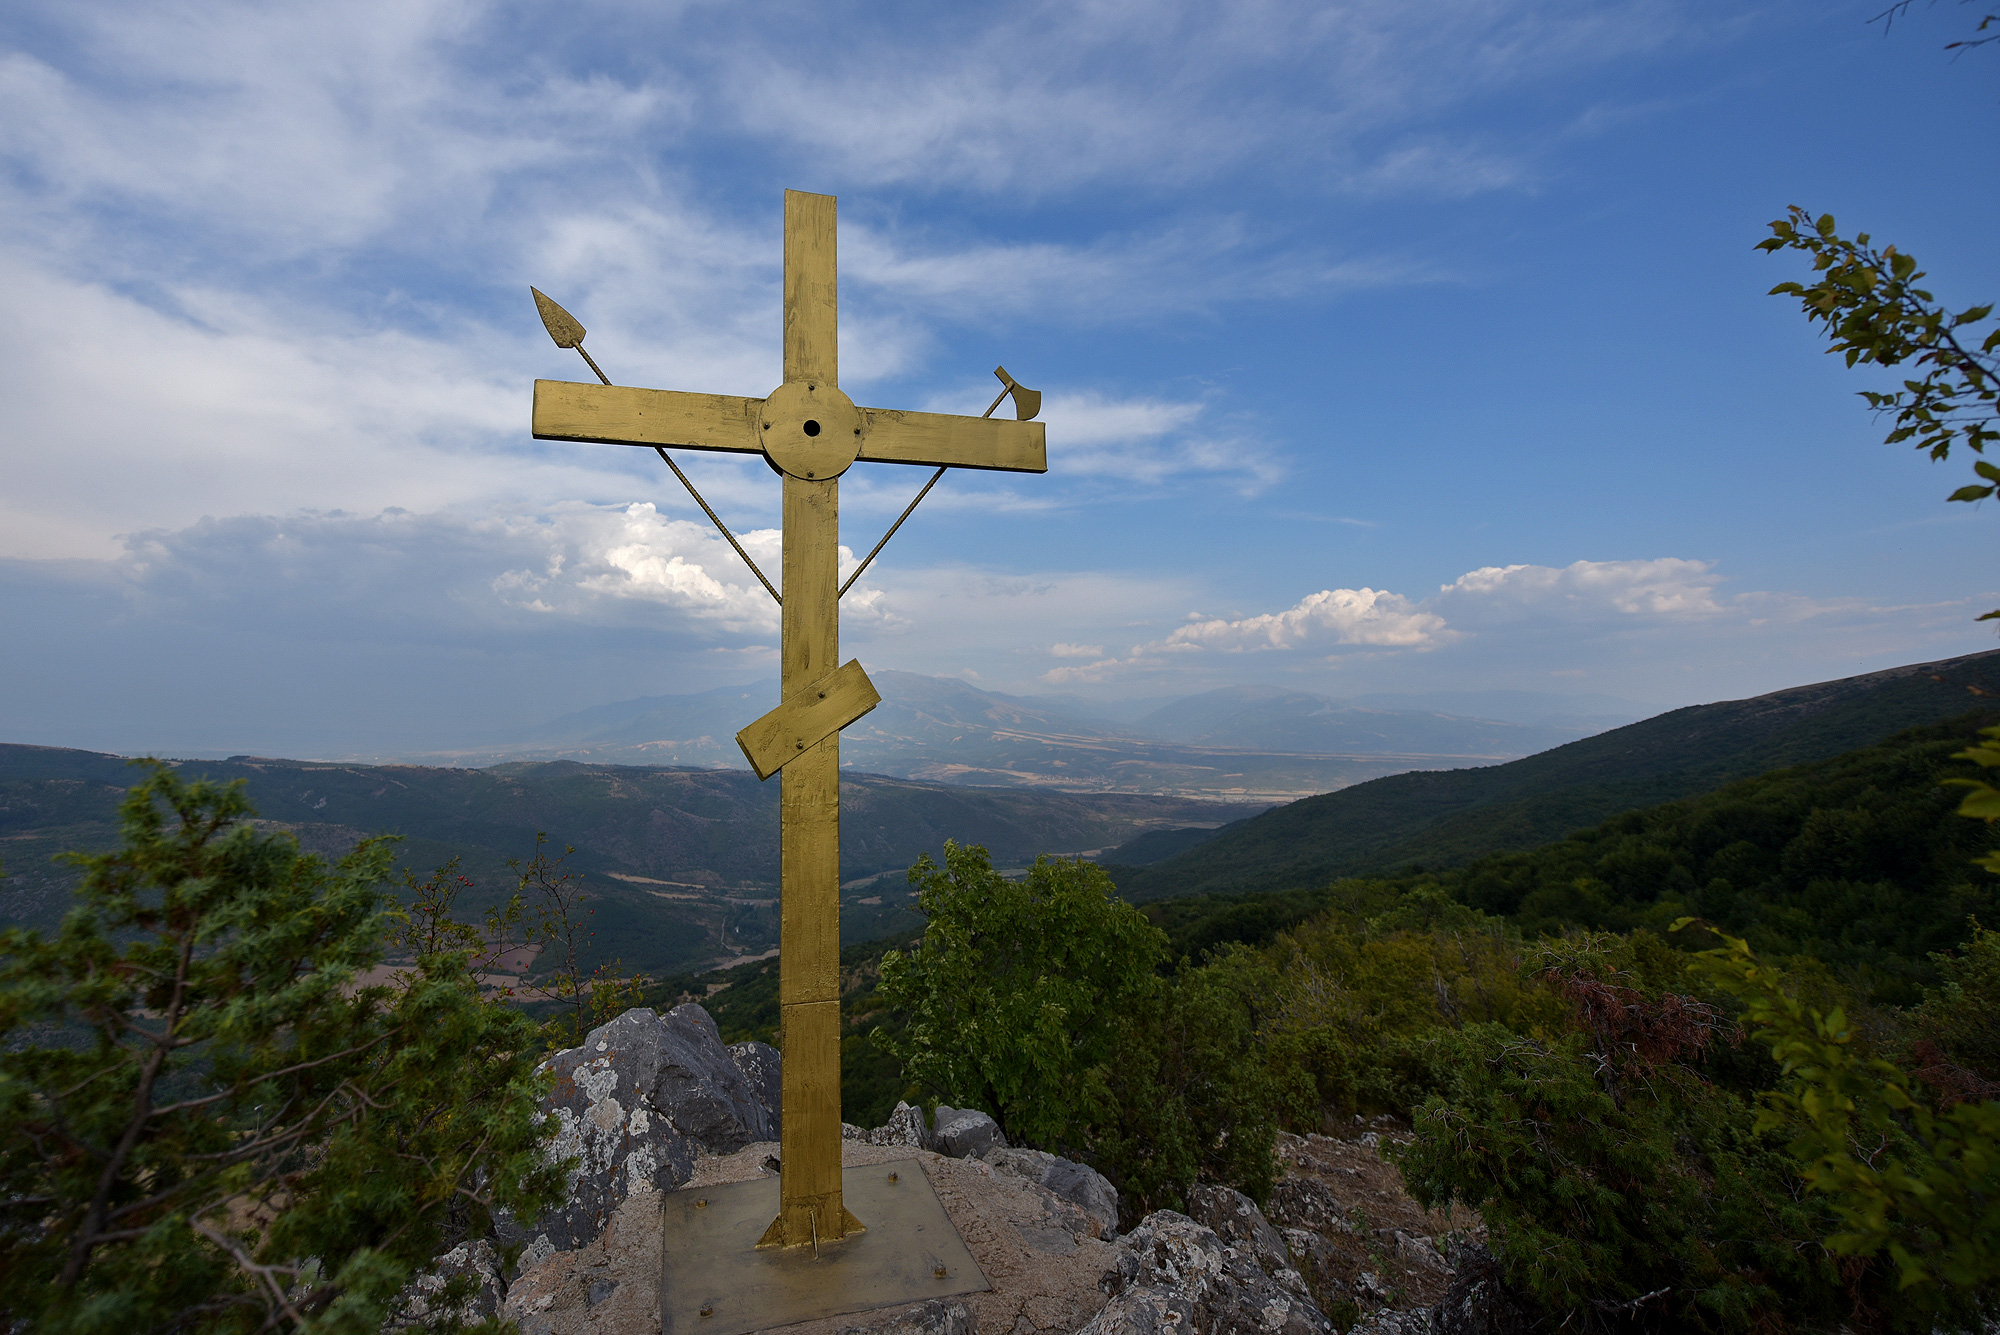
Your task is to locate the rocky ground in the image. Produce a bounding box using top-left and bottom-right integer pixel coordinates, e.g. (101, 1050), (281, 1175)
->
(387, 1006), (1529, 1335)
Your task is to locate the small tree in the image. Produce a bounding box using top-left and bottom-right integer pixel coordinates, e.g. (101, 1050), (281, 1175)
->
(877, 843), (1166, 1149)
(485, 833), (648, 1049)
(0, 763), (564, 1333)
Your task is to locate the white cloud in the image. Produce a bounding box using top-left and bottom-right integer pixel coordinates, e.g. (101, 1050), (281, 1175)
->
(0, 0), (1712, 565)
(1050, 642), (1104, 658)
(1164, 588), (1451, 652)
(1436, 558), (1725, 620)
(1034, 556), (1996, 691)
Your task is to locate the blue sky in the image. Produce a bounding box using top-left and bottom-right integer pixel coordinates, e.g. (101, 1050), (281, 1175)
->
(1, 0), (1996, 758)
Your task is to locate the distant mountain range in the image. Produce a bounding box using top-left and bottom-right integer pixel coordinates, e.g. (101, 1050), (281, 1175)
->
(400, 673), (1643, 803)
(1109, 648), (2000, 901)
(11, 652), (1997, 980)
(0, 745), (1245, 979)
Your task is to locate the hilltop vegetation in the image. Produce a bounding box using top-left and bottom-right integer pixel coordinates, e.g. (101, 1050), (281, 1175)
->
(831, 721), (2000, 1329)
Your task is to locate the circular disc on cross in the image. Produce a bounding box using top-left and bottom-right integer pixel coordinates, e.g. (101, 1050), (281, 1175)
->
(760, 379), (863, 480)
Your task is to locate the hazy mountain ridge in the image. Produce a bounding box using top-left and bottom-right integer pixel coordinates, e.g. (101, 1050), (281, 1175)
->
(406, 671), (1631, 801)
(1109, 648), (2000, 901)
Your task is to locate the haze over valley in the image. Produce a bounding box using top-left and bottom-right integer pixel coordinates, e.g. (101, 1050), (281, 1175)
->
(391, 670), (1648, 803)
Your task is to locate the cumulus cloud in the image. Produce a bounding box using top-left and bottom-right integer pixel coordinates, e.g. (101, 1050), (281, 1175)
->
(1036, 556), (1991, 689)
(1165, 588), (1451, 652)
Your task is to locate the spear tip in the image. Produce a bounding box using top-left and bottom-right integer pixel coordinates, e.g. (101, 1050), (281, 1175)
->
(530, 286), (587, 349)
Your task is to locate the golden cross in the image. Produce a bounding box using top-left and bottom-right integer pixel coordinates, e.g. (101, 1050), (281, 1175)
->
(530, 189), (1047, 1249)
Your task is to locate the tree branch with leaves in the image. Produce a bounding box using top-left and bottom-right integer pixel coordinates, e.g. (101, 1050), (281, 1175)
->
(1760, 207), (1997, 518)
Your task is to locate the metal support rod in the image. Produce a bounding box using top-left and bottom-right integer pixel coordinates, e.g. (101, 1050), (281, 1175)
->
(653, 448), (783, 606)
(576, 344), (612, 387)
(563, 343), (782, 605)
(837, 394), (1005, 600)
(838, 466), (943, 599)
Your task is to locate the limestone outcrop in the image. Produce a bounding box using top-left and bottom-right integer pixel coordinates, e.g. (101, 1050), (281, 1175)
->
(389, 1009), (1526, 1335)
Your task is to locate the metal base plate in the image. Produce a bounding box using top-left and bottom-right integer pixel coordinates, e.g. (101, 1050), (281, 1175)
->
(661, 1160), (989, 1335)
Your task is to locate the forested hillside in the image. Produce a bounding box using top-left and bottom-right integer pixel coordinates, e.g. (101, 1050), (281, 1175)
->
(1112, 648), (2000, 901)
(1140, 711), (2000, 1001)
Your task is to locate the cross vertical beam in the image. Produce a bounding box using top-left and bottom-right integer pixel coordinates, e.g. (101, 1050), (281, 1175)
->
(526, 186), (1050, 1258)
(761, 189), (862, 1248)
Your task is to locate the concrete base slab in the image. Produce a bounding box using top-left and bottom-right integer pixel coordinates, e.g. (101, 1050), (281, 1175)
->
(662, 1160), (988, 1335)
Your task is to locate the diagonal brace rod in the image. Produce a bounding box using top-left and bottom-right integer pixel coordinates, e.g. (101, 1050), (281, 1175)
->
(652, 447), (782, 606)
(560, 342), (781, 605)
(839, 467), (942, 599)
(838, 393), (1008, 600)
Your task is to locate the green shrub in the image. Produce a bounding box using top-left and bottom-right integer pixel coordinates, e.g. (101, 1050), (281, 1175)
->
(1686, 924), (2000, 1315)
(0, 764), (564, 1334)
(1393, 935), (1849, 1330)
(877, 842), (1166, 1150)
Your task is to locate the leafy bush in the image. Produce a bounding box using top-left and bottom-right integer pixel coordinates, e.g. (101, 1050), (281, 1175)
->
(1090, 946), (1301, 1216)
(877, 842), (1166, 1149)
(1907, 920), (2000, 1088)
(1686, 925), (2000, 1314)
(1394, 933), (1855, 1331)
(1259, 889), (1561, 1121)
(877, 842), (1290, 1219)
(0, 764), (564, 1334)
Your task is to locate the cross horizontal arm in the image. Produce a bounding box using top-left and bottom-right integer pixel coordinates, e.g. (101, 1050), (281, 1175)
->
(533, 381), (762, 455)
(855, 408), (1046, 474)
(534, 380), (1047, 473)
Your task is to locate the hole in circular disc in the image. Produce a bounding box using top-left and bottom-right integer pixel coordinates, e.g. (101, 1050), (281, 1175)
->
(802, 420), (822, 437)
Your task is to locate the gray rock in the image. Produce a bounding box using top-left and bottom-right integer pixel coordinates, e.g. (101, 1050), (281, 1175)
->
(1077, 1284), (1198, 1335)
(843, 1298), (977, 1335)
(729, 1038), (783, 1134)
(1098, 1210), (1331, 1335)
(1264, 1177), (1353, 1238)
(843, 1100), (932, 1149)
(1349, 1312), (1431, 1335)
(1427, 1240), (1535, 1335)
(383, 1239), (506, 1330)
(656, 1004), (777, 1151)
(587, 1277), (619, 1307)
(1278, 1227), (1348, 1312)
(984, 1146), (1119, 1239)
(1186, 1184), (1293, 1288)
(1393, 1230), (1450, 1276)
(931, 1105), (1007, 1160)
(508, 1005), (774, 1255)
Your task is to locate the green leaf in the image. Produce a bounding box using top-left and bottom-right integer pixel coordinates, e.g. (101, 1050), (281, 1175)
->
(1947, 485), (1994, 503)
